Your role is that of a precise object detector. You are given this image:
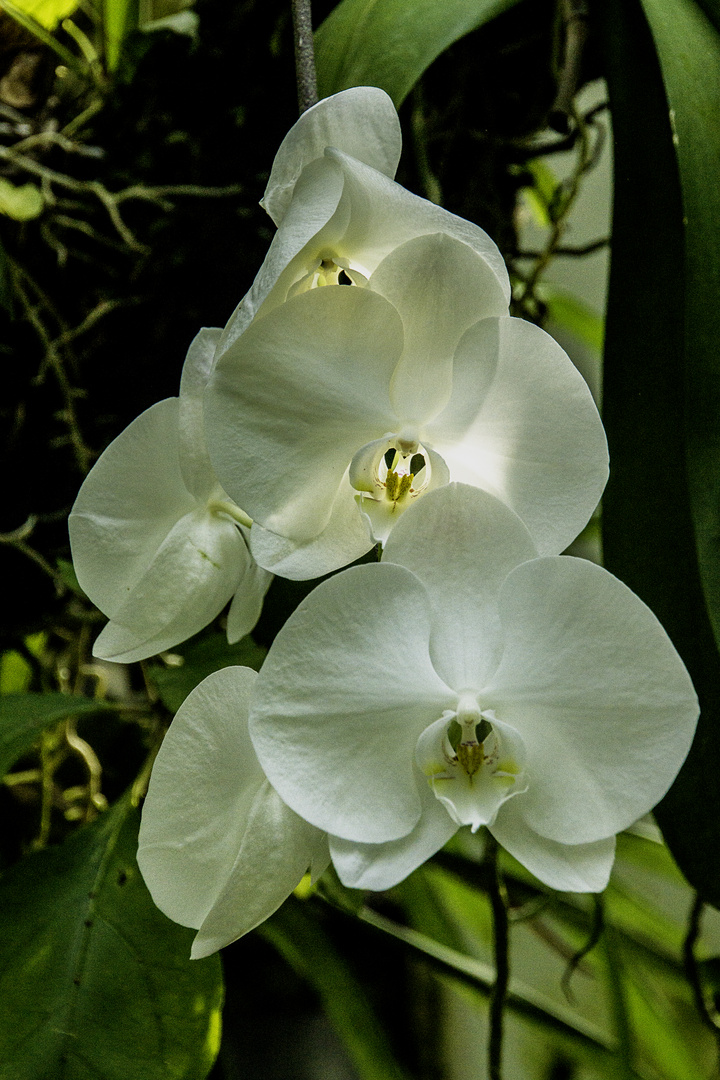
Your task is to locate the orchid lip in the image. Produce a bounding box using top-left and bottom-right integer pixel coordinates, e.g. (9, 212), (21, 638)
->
(287, 251), (369, 297)
(415, 699), (527, 832)
(349, 434), (432, 506)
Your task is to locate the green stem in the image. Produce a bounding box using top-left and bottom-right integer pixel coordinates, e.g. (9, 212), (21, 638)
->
(602, 921), (635, 1080)
(486, 834), (510, 1080)
(683, 894), (720, 1065)
(561, 893), (604, 1000)
(291, 0), (318, 114)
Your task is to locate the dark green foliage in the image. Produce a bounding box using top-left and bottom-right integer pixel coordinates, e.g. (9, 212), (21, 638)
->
(0, 796), (223, 1080)
(600, 0), (720, 907)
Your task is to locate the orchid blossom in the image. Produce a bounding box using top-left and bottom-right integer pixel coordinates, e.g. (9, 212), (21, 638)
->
(248, 484), (698, 893)
(69, 329), (271, 663)
(205, 234), (608, 579)
(137, 666), (329, 959)
(215, 86), (510, 358)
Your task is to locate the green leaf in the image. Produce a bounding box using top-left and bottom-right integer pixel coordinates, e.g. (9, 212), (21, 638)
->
(0, 796), (222, 1080)
(0, 652), (33, 695)
(639, 0), (720, 661)
(352, 903), (648, 1073)
(0, 693), (115, 778)
(0, 179), (44, 222)
(148, 630), (266, 713)
(315, 0), (523, 106)
(0, 0), (86, 73)
(539, 285), (605, 353)
(600, 0), (720, 907)
(260, 897), (412, 1080)
(6, 0), (80, 30)
(623, 964), (711, 1080)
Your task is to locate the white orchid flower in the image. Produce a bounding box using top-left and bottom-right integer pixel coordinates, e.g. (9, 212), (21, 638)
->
(216, 86), (510, 358)
(205, 233), (608, 579)
(69, 329), (272, 663)
(248, 484), (699, 893)
(137, 666), (329, 959)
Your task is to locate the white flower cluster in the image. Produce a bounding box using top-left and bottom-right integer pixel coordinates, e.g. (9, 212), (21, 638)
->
(70, 89), (699, 959)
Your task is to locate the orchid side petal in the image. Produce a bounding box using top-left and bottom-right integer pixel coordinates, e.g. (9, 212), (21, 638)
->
(69, 399), (196, 619)
(484, 556), (699, 845)
(137, 667), (261, 930)
(191, 785), (329, 958)
(329, 775), (457, 891)
(218, 156), (346, 355)
(249, 480), (373, 580)
(330, 149), (510, 301)
(431, 317), (609, 555)
(92, 510), (246, 663)
(491, 799), (616, 892)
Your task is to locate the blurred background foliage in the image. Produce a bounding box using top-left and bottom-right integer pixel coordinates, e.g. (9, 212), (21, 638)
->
(2, 0), (720, 1077)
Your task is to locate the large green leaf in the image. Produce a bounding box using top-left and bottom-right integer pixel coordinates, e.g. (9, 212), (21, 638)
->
(0, 796), (222, 1080)
(638, 0), (720, 650)
(315, 0), (522, 106)
(0, 693), (116, 778)
(600, 0), (720, 906)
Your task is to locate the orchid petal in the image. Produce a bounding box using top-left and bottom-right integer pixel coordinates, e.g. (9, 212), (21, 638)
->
(382, 485), (538, 690)
(369, 233), (508, 425)
(191, 786), (329, 958)
(250, 563), (456, 843)
(329, 775), (457, 891)
(490, 799), (616, 892)
(178, 327), (222, 498)
(261, 87), (401, 226)
(138, 667), (326, 956)
(429, 317), (609, 555)
(484, 556), (699, 845)
(69, 399), (196, 619)
(249, 479), (373, 579)
(138, 667), (262, 929)
(92, 507), (246, 663)
(206, 286), (403, 542)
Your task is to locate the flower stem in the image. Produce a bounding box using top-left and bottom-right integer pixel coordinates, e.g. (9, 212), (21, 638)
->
(291, 0), (318, 114)
(486, 834), (509, 1080)
(683, 893), (720, 1068)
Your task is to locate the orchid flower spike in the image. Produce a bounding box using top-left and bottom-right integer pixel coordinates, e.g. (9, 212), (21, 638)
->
(249, 484), (699, 893)
(205, 233), (608, 579)
(137, 666), (329, 959)
(69, 329), (271, 663)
